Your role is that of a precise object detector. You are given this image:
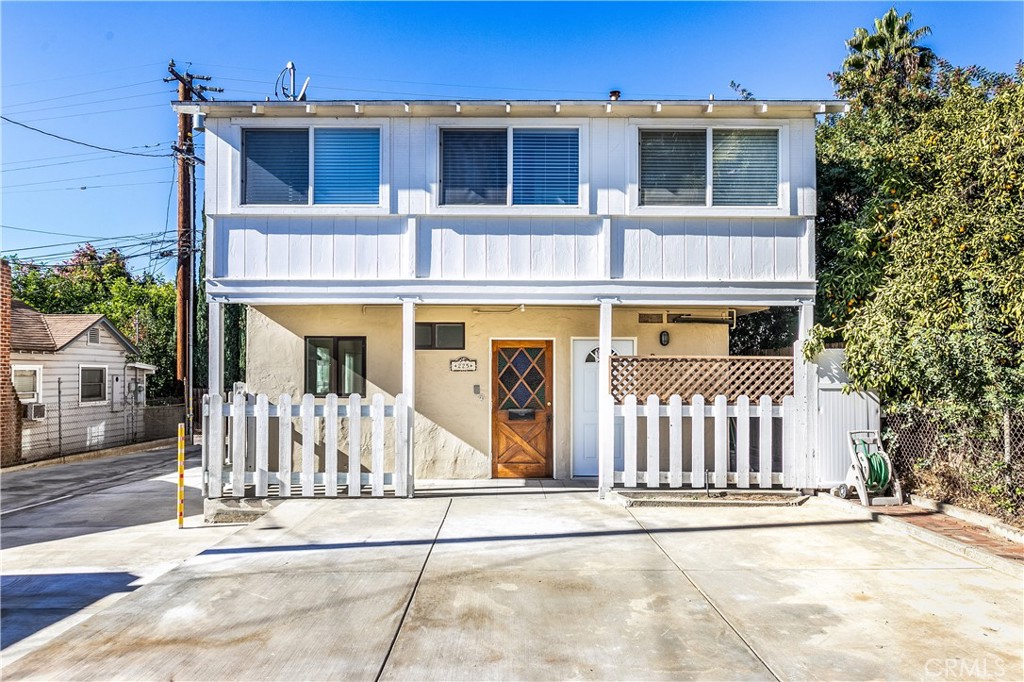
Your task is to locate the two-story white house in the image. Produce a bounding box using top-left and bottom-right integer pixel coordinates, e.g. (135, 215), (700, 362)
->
(181, 96), (845, 495)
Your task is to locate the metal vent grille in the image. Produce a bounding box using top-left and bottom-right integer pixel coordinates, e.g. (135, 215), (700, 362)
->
(87, 327), (100, 345)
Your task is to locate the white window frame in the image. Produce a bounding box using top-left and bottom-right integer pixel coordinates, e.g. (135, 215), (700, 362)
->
(230, 118), (391, 216)
(428, 118), (590, 216)
(79, 364), (109, 405)
(11, 364), (42, 403)
(627, 119), (790, 217)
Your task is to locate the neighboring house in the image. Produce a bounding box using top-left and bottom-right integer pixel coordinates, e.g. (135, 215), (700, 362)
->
(179, 95), (846, 484)
(9, 299), (156, 461)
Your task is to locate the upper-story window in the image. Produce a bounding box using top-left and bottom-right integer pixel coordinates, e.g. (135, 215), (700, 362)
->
(639, 128), (779, 207)
(242, 128), (380, 205)
(440, 128), (579, 206)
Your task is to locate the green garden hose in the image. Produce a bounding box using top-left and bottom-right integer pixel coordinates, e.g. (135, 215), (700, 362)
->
(855, 439), (891, 493)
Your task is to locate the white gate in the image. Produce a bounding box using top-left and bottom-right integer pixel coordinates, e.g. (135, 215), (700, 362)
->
(813, 349), (880, 488)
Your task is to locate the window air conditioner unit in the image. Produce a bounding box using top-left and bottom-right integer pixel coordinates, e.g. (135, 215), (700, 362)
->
(22, 403), (46, 421)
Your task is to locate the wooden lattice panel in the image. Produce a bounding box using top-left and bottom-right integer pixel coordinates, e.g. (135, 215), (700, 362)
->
(609, 356), (794, 404)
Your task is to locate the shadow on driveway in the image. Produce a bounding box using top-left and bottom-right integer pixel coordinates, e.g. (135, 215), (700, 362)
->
(1, 572), (139, 649)
(199, 517), (870, 556)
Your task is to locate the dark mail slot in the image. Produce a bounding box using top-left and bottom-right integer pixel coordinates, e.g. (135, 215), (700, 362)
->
(507, 409), (535, 421)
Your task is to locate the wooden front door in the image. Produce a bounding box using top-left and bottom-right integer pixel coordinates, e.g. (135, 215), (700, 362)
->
(492, 340), (553, 478)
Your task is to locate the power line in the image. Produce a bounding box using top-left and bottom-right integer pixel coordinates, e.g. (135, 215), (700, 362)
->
(2, 80), (159, 109)
(20, 103), (172, 124)
(4, 89), (177, 117)
(2, 142), (176, 168)
(0, 115), (175, 158)
(2, 231), (169, 254)
(2, 150), (171, 173)
(3, 166), (170, 189)
(4, 180), (175, 194)
(4, 61), (166, 88)
(1, 224), (109, 238)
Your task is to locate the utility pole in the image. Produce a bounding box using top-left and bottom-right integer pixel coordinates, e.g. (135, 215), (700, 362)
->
(165, 60), (220, 438)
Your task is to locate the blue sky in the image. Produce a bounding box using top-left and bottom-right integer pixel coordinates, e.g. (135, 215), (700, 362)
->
(2, 1), (1022, 278)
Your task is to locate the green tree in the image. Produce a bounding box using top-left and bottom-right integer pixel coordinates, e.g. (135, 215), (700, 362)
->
(812, 8), (1023, 423)
(11, 246), (180, 400)
(834, 7), (936, 109)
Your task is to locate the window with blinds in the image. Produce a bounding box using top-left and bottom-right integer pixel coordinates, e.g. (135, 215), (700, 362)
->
(441, 129), (508, 205)
(712, 129), (779, 206)
(639, 128), (780, 207)
(242, 129), (309, 204)
(639, 130), (707, 206)
(314, 129), (380, 204)
(512, 129), (579, 205)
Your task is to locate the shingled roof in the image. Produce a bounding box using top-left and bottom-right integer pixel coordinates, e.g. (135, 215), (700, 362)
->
(10, 300), (138, 354)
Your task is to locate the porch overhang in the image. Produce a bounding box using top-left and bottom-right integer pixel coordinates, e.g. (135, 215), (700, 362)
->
(205, 279), (816, 307)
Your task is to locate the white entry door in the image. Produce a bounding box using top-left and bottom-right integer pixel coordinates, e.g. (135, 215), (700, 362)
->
(572, 338), (635, 477)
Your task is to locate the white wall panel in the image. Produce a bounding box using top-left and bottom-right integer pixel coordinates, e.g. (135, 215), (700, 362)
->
(729, 218), (753, 280)
(288, 217), (312, 278)
(613, 217), (806, 282)
(333, 217), (357, 278)
(706, 221), (731, 280)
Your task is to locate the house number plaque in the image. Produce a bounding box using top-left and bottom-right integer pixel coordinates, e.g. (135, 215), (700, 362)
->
(450, 357), (477, 372)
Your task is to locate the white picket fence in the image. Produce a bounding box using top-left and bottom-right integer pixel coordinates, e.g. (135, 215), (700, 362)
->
(202, 392), (409, 499)
(607, 393), (800, 489)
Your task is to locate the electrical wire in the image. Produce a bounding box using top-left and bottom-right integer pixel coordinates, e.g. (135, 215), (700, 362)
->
(0, 115), (175, 158)
(4, 180), (175, 194)
(2, 142), (176, 168)
(3, 81), (161, 109)
(4, 166), (171, 189)
(21, 103), (173, 124)
(4, 89), (178, 117)
(4, 61), (166, 88)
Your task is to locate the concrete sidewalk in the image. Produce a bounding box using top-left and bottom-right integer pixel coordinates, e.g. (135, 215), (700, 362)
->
(2, 488), (1021, 681)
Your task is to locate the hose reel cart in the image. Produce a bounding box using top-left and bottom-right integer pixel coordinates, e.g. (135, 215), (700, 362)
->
(832, 430), (903, 506)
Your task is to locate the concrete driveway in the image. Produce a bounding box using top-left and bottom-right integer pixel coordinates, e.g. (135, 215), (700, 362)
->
(2, 482), (1021, 681)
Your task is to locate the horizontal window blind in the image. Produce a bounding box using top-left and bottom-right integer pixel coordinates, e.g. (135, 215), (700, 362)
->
(243, 129), (309, 204)
(512, 129), (579, 205)
(441, 129), (507, 205)
(639, 130), (707, 206)
(314, 129), (380, 204)
(712, 129), (778, 206)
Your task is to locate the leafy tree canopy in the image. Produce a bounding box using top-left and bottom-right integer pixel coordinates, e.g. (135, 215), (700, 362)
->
(812, 7), (1023, 424)
(10, 247), (179, 399)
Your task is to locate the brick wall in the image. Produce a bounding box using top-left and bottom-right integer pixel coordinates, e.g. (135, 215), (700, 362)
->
(1, 259), (23, 466)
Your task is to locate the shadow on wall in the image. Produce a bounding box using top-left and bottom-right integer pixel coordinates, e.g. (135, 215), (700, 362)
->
(0, 572), (140, 649)
(261, 384), (489, 479)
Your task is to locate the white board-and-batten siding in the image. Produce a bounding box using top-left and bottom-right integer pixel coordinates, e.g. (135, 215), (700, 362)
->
(12, 326), (139, 459)
(213, 216), (810, 282)
(204, 114), (817, 290)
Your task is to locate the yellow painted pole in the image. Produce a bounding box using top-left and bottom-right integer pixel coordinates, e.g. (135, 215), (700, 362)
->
(177, 423), (185, 529)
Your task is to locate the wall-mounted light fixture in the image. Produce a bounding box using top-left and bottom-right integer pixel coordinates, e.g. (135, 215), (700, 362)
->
(659, 331), (670, 346)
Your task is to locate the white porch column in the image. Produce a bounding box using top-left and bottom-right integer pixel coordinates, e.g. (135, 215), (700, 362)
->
(402, 299), (416, 498)
(597, 300), (614, 498)
(793, 301), (816, 490)
(208, 300), (224, 397)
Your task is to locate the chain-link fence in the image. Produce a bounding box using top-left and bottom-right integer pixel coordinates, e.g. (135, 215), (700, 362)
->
(884, 411), (1024, 527)
(19, 376), (183, 463)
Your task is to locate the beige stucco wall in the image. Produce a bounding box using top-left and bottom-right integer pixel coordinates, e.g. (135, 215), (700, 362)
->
(246, 304), (728, 479)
